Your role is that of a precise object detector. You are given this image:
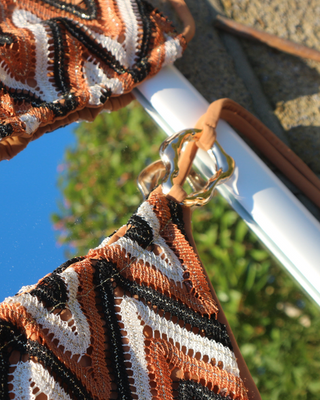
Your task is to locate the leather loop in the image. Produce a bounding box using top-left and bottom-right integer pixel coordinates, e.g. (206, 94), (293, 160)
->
(167, 140), (198, 203)
(167, 0), (196, 43)
(167, 184), (188, 203)
(173, 140), (198, 186)
(196, 98), (320, 208)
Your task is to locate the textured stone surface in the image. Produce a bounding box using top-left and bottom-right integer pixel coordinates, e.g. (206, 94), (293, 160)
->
(150, 0), (320, 217)
(220, 0), (320, 174)
(150, 0), (253, 108)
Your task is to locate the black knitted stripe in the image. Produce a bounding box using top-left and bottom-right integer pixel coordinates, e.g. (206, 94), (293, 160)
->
(0, 123), (13, 139)
(26, 341), (93, 399)
(1, 79), (77, 121)
(125, 0), (153, 82)
(99, 87), (112, 105)
(40, 0), (97, 20)
(0, 350), (9, 400)
(136, 0), (153, 58)
(45, 19), (79, 116)
(0, 320), (93, 400)
(93, 261), (133, 400)
(0, 80), (42, 106)
(28, 255), (86, 309)
(0, 321), (13, 400)
(124, 214), (154, 249)
(53, 17), (151, 83)
(30, 273), (68, 310)
(97, 260), (233, 350)
(0, 81), (77, 119)
(167, 199), (190, 243)
(0, 32), (15, 45)
(53, 256), (85, 275)
(176, 380), (226, 400)
(46, 20), (71, 94)
(0, 2), (155, 121)
(0, 77), (46, 108)
(54, 17), (126, 75)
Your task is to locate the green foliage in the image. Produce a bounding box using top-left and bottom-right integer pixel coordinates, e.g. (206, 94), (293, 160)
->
(192, 196), (320, 399)
(53, 103), (320, 400)
(52, 103), (165, 256)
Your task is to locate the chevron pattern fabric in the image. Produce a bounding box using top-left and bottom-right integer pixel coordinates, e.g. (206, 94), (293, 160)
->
(0, 192), (249, 399)
(0, 0), (185, 140)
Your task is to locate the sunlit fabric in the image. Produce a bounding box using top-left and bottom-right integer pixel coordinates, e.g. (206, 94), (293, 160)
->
(0, 0), (185, 143)
(0, 192), (248, 399)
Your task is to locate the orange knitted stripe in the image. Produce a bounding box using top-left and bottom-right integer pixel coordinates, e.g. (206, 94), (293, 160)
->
(147, 192), (218, 315)
(162, 219), (219, 316)
(0, 0), (186, 154)
(0, 265), (111, 399)
(122, 258), (217, 316)
(146, 339), (173, 400)
(98, 0), (125, 37)
(146, 12), (167, 78)
(89, 244), (217, 316)
(0, 93), (15, 118)
(11, 0), (114, 31)
(36, 259), (111, 399)
(0, 14), (35, 79)
(147, 192), (172, 231)
(71, 259), (112, 398)
(65, 37), (88, 109)
(0, 302), (42, 343)
(147, 338), (249, 399)
(33, 107), (56, 129)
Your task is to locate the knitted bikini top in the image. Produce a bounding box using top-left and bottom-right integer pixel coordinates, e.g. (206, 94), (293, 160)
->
(0, 0), (185, 150)
(0, 192), (249, 400)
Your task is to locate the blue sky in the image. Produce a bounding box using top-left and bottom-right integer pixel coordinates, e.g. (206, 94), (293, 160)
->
(0, 125), (76, 301)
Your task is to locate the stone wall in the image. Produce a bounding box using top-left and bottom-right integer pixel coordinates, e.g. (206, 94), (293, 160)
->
(151, 0), (320, 218)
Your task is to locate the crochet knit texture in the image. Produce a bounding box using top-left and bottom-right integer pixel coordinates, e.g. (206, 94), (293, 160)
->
(0, 192), (249, 400)
(0, 0), (185, 141)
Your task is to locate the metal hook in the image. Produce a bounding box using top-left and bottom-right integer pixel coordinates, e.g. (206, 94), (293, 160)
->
(138, 129), (235, 207)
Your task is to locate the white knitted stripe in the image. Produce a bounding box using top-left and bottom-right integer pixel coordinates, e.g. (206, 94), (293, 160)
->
(135, 202), (186, 275)
(136, 202), (160, 236)
(19, 113), (40, 134)
(5, 268), (91, 358)
(114, 0), (140, 67)
(12, 9), (60, 102)
(116, 296), (152, 399)
(163, 35), (183, 66)
(112, 236), (184, 283)
(83, 60), (123, 105)
(10, 360), (72, 400)
(83, 25), (129, 68)
(128, 297), (240, 376)
(18, 284), (36, 294)
(154, 234), (185, 276)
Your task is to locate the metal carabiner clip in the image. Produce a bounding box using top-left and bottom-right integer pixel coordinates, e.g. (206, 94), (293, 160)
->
(138, 129), (235, 207)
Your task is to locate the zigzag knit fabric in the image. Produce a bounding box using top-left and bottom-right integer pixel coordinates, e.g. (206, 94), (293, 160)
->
(0, 192), (249, 400)
(0, 0), (185, 140)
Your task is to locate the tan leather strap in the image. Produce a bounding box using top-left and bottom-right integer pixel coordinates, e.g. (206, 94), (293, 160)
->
(166, 138), (199, 202)
(214, 15), (320, 64)
(167, 0), (195, 43)
(195, 98), (320, 208)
